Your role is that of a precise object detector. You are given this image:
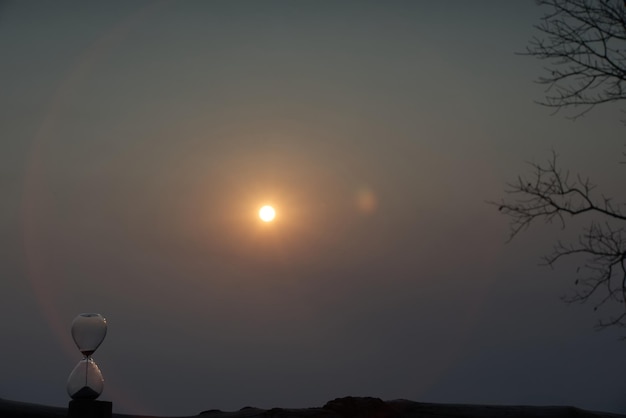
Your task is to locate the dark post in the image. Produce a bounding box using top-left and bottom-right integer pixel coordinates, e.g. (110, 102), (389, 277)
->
(68, 400), (112, 418)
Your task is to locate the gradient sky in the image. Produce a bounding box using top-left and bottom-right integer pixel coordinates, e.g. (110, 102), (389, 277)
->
(2, 1), (626, 416)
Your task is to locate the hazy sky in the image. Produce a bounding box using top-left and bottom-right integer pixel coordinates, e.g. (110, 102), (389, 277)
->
(2, 1), (626, 416)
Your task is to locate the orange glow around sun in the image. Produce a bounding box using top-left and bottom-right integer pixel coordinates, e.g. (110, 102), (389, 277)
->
(259, 205), (276, 222)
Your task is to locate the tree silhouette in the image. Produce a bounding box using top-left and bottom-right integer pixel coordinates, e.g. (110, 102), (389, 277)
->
(494, 0), (626, 329)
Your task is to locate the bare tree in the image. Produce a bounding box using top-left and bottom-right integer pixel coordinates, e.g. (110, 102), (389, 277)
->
(494, 0), (626, 329)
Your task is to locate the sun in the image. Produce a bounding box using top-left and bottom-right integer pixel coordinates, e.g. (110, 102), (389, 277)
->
(259, 205), (276, 222)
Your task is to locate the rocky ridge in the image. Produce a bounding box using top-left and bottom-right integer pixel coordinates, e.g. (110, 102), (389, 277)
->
(2, 396), (624, 418)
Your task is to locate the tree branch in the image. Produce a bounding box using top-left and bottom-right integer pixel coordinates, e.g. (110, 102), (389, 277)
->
(520, 0), (626, 118)
(489, 151), (626, 241)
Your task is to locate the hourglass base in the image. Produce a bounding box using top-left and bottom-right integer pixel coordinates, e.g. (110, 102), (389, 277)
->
(68, 399), (112, 418)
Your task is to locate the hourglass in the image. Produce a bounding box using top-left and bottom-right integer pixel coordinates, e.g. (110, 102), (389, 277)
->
(67, 313), (107, 400)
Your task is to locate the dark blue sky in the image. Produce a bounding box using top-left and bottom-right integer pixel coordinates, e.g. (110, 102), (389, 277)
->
(1, 1), (625, 416)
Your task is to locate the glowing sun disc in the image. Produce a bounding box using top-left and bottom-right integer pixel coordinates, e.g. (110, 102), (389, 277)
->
(259, 205), (276, 222)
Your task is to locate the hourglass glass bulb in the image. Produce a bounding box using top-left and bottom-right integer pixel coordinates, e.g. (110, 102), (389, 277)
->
(67, 358), (104, 399)
(71, 313), (107, 356)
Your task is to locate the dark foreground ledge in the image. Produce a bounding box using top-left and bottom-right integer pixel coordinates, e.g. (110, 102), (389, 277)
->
(1, 396), (624, 418)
